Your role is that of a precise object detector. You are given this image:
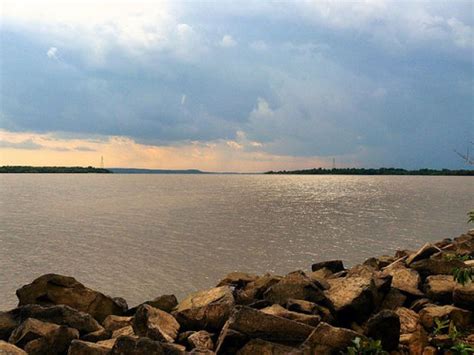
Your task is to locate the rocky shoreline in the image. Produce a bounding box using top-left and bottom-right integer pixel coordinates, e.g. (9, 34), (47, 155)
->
(1, 231), (473, 354)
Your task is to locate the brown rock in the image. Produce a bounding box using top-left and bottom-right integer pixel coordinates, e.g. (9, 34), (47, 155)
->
(395, 307), (420, 334)
(67, 340), (111, 355)
(102, 315), (133, 332)
(325, 275), (376, 324)
(395, 307), (428, 355)
(301, 322), (363, 352)
(0, 311), (18, 340)
(23, 325), (79, 355)
(237, 338), (300, 354)
(422, 346), (438, 355)
(453, 282), (474, 311)
(410, 258), (465, 278)
(187, 330), (214, 351)
(17, 304), (102, 335)
(216, 272), (258, 288)
(285, 299), (318, 315)
(260, 304), (321, 326)
(311, 260), (344, 273)
(133, 304), (179, 342)
(215, 328), (248, 354)
(236, 274), (281, 305)
(81, 328), (111, 342)
(173, 286), (234, 331)
(110, 336), (164, 355)
(263, 271), (328, 306)
(146, 295), (178, 313)
(16, 274), (126, 322)
(365, 310), (400, 351)
(406, 243), (440, 265)
(309, 268), (333, 279)
(419, 305), (471, 329)
(382, 263), (423, 296)
(380, 288), (407, 310)
(111, 325), (135, 338)
(424, 275), (456, 303)
(9, 318), (59, 348)
(222, 306), (314, 346)
(0, 340), (27, 355)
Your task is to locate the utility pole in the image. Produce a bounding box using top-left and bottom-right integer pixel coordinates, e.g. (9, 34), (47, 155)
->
(332, 158), (336, 170)
(100, 156), (104, 169)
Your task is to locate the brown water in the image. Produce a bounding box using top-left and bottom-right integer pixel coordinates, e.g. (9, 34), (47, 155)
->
(0, 174), (472, 310)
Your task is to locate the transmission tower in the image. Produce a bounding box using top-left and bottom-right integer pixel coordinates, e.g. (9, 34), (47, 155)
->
(454, 142), (474, 165)
(100, 156), (104, 169)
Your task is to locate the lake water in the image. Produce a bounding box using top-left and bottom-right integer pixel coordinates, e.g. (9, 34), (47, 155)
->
(0, 174), (473, 310)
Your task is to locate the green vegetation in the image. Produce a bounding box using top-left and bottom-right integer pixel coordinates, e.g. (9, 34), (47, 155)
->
(452, 267), (473, 286)
(265, 167), (474, 176)
(0, 166), (112, 173)
(344, 337), (387, 355)
(444, 254), (473, 262)
(469, 211), (474, 224)
(451, 343), (474, 355)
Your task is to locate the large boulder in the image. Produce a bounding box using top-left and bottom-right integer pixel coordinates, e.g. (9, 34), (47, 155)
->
(325, 275), (376, 324)
(23, 325), (79, 355)
(419, 305), (471, 329)
(9, 318), (60, 348)
(67, 340), (111, 355)
(215, 328), (248, 354)
(410, 257), (465, 278)
(16, 274), (127, 322)
(365, 310), (400, 351)
(17, 304), (102, 335)
(173, 286), (234, 331)
(0, 341), (27, 355)
(237, 338), (301, 355)
(382, 263), (423, 296)
(126, 295), (178, 316)
(453, 282), (474, 311)
(379, 288), (407, 311)
(133, 304), (179, 342)
(301, 322), (363, 353)
(260, 304), (321, 326)
(221, 306), (315, 346)
(216, 272), (259, 288)
(424, 275), (456, 303)
(263, 271), (329, 306)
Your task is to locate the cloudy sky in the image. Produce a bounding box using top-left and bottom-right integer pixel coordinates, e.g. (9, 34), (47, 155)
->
(0, 0), (472, 171)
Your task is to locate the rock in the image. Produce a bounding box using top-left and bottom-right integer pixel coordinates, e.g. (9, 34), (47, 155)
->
(260, 304), (321, 326)
(325, 275), (376, 324)
(146, 295), (178, 314)
(406, 243), (440, 265)
(247, 300), (271, 309)
(18, 304), (102, 335)
(161, 342), (186, 354)
(173, 286), (234, 331)
(419, 305), (471, 329)
(216, 272), (259, 288)
(309, 268), (333, 279)
(97, 339), (117, 349)
(285, 299), (318, 315)
(410, 298), (433, 313)
(365, 310), (400, 351)
(382, 263), (423, 296)
(379, 288), (407, 310)
(215, 328), (248, 354)
(133, 304), (179, 342)
(23, 325), (79, 354)
(311, 260), (344, 273)
(0, 311), (18, 340)
(410, 258), (465, 278)
(67, 340), (111, 355)
(395, 307), (428, 355)
(110, 336), (164, 355)
(9, 318), (60, 348)
(237, 338), (300, 354)
(222, 306), (315, 346)
(187, 330), (214, 351)
(453, 282), (474, 311)
(16, 274), (127, 322)
(422, 346), (438, 355)
(424, 275), (456, 303)
(112, 326), (135, 338)
(235, 274), (281, 305)
(102, 315), (133, 332)
(263, 271), (329, 306)
(364, 256), (395, 270)
(301, 322), (364, 352)
(81, 328), (111, 342)
(0, 341), (27, 355)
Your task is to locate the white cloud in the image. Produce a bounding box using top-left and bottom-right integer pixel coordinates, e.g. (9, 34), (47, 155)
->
(250, 98), (274, 119)
(249, 40), (268, 51)
(220, 34), (237, 48)
(181, 94), (186, 105)
(46, 47), (58, 59)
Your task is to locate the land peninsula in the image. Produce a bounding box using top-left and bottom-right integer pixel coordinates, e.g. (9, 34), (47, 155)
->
(1, 230), (473, 354)
(266, 168), (474, 176)
(0, 166), (112, 174)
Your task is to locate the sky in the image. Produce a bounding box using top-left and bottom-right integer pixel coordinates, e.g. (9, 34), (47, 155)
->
(0, 0), (473, 172)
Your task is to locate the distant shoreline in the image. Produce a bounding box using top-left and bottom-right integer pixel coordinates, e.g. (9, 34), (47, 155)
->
(0, 166), (112, 173)
(265, 167), (474, 176)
